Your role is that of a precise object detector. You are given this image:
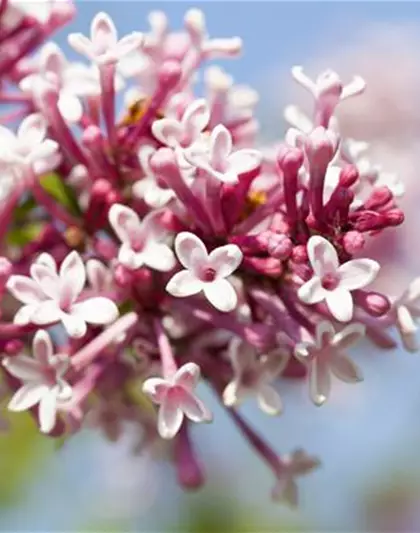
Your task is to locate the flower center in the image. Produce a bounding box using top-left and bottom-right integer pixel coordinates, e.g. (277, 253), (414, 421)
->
(202, 267), (217, 282)
(321, 272), (340, 290)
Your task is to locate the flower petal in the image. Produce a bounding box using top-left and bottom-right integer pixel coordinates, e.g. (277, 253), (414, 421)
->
(31, 300), (61, 326)
(18, 113), (46, 146)
(203, 279), (238, 312)
(298, 277), (326, 304)
(8, 383), (48, 412)
(143, 243), (176, 272)
(227, 149), (262, 176)
(59, 251), (86, 302)
(174, 232), (208, 272)
(91, 12), (118, 51)
(338, 259), (380, 291)
(329, 355), (363, 383)
(222, 380), (241, 407)
(116, 32), (144, 58)
(173, 362), (200, 390)
(166, 270), (203, 298)
(38, 388), (58, 433)
(61, 312), (87, 339)
(108, 204), (142, 246)
(71, 297), (118, 326)
(6, 275), (45, 304)
(315, 321), (335, 349)
(325, 288), (353, 322)
(180, 390), (212, 423)
(58, 93), (83, 123)
(210, 125), (232, 168)
(13, 304), (37, 326)
(257, 384), (282, 415)
(151, 118), (184, 148)
(30, 264), (60, 300)
(208, 244), (243, 278)
(182, 99), (210, 139)
(307, 236), (339, 276)
(33, 329), (54, 366)
(142, 377), (169, 404)
(332, 322), (365, 350)
(3, 355), (44, 381)
(309, 359), (330, 406)
(158, 399), (184, 439)
(86, 259), (111, 292)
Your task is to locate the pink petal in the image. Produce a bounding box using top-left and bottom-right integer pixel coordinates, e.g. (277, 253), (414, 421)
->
(227, 338), (257, 374)
(6, 275), (45, 304)
(173, 362), (200, 390)
(307, 236), (339, 277)
(158, 399), (184, 439)
(71, 297), (118, 326)
(227, 149), (262, 176)
(108, 204), (142, 246)
(116, 32), (144, 58)
(33, 329), (54, 366)
(30, 264), (60, 300)
(203, 278), (237, 312)
(61, 312), (87, 339)
(166, 270), (203, 297)
(91, 12), (118, 53)
(18, 113), (46, 145)
(174, 232), (208, 272)
(3, 356), (44, 381)
(315, 321), (335, 349)
(151, 118), (184, 148)
(210, 125), (232, 168)
(38, 388), (58, 433)
(182, 99), (210, 139)
(86, 259), (110, 292)
(298, 277), (326, 305)
(325, 288), (353, 322)
(272, 477), (298, 507)
(31, 300), (61, 326)
(329, 355), (363, 383)
(59, 251), (86, 300)
(338, 259), (380, 291)
(309, 359), (330, 406)
(68, 33), (93, 57)
(143, 243), (176, 272)
(142, 377), (170, 404)
(41, 43), (66, 78)
(8, 383), (48, 412)
(257, 385), (282, 415)
(208, 244), (243, 278)
(180, 390), (212, 423)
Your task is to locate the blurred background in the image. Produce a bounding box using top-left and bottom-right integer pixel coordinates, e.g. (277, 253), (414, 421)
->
(3, 1), (420, 531)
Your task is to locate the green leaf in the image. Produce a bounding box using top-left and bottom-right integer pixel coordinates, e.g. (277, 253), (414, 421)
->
(6, 222), (44, 247)
(39, 173), (82, 216)
(13, 196), (37, 222)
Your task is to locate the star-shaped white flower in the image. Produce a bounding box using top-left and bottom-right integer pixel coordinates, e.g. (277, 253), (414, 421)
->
(68, 11), (143, 65)
(223, 338), (289, 415)
(108, 204), (176, 272)
(298, 236), (380, 322)
(166, 232), (243, 313)
(142, 362), (212, 439)
(0, 114), (59, 176)
(3, 330), (72, 434)
(394, 278), (420, 352)
(294, 321), (365, 406)
(6, 251), (119, 338)
(184, 124), (261, 184)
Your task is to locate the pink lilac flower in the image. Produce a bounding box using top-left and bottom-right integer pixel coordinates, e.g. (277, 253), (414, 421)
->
(223, 337), (289, 415)
(294, 321), (365, 406)
(3, 330), (72, 433)
(166, 232), (243, 312)
(6, 251), (119, 338)
(298, 236), (380, 322)
(142, 362), (212, 439)
(108, 204), (176, 272)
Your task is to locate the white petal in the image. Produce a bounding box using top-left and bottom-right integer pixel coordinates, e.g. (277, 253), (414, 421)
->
(143, 243), (176, 272)
(59, 251), (86, 300)
(329, 355), (363, 383)
(332, 322), (365, 350)
(13, 304), (37, 326)
(3, 356), (44, 381)
(8, 383), (48, 412)
(210, 125), (232, 166)
(36, 253), (57, 272)
(203, 279), (237, 312)
(173, 362), (200, 390)
(166, 270), (203, 297)
(222, 380), (240, 407)
(86, 259), (111, 292)
(227, 149), (262, 176)
(257, 385), (282, 415)
(227, 337), (257, 374)
(115, 32), (144, 58)
(31, 300), (62, 325)
(30, 264), (60, 300)
(33, 329), (54, 365)
(6, 275), (45, 304)
(309, 359), (330, 406)
(57, 93), (83, 123)
(68, 33), (94, 58)
(142, 377), (169, 404)
(108, 204), (142, 246)
(18, 113), (46, 145)
(174, 232), (208, 271)
(338, 259), (380, 291)
(180, 390), (212, 423)
(182, 99), (210, 138)
(158, 399), (184, 439)
(61, 313), (87, 338)
(91, 12), (118, 50)
(208, 244), (243, 278)
(291, 66), (317, 94)
(307, 236), (339, 276)
(38, 389), (58, 433)
(151, 118), (183, 148)
(298, 277), (326, 304)
(315, 321), (335, 349)
(71, 297), (118, 326)
(325, 288), (353, 322)
(118, 244), (142, 270)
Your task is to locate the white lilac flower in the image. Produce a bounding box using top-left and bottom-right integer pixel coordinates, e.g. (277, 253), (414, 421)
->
(142, 362), (212, 439)
(184, 124), (262, 184)
(68, 11), (143, 65)
(166, 232), (243, 313)
(6, 251), (119, 338)
(108, 204), (175, 272)
(86, 259), (113, 293)
(294, 321), (365, 406)
(0, 114), (59, 176)
(298, 236), (380, 322)
(394, 278), (420, 352)
(222, 338), (289, 415)
(3, 330), (72, 433)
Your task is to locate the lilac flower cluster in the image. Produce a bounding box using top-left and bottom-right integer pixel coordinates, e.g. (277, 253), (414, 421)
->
(0, 1), (414, 506)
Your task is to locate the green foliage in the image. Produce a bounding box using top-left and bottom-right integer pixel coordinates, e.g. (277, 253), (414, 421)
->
(6, 222), (44, 247)
(39, 173), (81, 216)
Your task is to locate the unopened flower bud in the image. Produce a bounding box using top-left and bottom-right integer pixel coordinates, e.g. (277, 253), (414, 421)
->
(342, 231), (365, 255)
(158, 60), (182, 88)
(276, 145), (304, 174)
(355, 291), (391, 317)
(114, 264), (133, 288)
(304, 127), (338, 170)
(4, 340), (24, 355)
(291, 245), (308, 264)
(364, 186), (393, 210)
(339, 165), (359, 187)
(385, 209), (404, 227)
(267, 234), (293, 260)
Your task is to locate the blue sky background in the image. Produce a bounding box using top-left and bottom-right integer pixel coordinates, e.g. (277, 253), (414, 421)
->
(4, 2), (420, 531)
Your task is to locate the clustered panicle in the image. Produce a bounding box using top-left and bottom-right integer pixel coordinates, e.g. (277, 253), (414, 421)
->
(0, 0), (413, 506)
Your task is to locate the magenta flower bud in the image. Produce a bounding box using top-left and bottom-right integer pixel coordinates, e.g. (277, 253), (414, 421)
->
(355, 291), (391, 317)
(342, 231), (365, 255)
(158, 60), (182, 89)
(339, 165), (359, 188)
(304, 127), (338, 170)
(4, 340), (24, 355)
(276, 145), (304, 174)
(364, 186), (393, 210)
(267, 233), (293, 260)
(0, 257), (12, 285)
(114, 264), (134, 288)
(291, 245), (308, 264)
(175, 423), (205, 490)
(385, 209), (404, 227)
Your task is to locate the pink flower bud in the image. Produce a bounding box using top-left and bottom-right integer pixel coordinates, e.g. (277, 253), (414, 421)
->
(364, 186), (393, 210)
(385, 209), (404, 227)
(267, 234), (293, 260)
(114, 264), (134, 288)
(342, 231), (365, 255)
(339, 165), (359, 187)
(158, 60), (182, 89)
(291, 245), (308, 264)
(304, 127), (338, 170)
(354, 291), (391, 317)
(4, 340), (24, 355)
(276, 145), (304, 174)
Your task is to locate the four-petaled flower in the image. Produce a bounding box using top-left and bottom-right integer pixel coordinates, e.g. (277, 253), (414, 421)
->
(0, 114), (59, 176)
(223, 338), (289, 415)
(108, 204), (176, 272)
(142, 362), (212, 439)
(6, 251), (119, 338)
(294, 320), (365, 406)
(394, 278), (420, 352)
(298, 236), (380, 322)
(166, 232), (243, 313)
(3, 330), (72, 434)
(184, 124), (261, 184)
(272, 449), (321, 506)
(68, 11), (143, 65)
